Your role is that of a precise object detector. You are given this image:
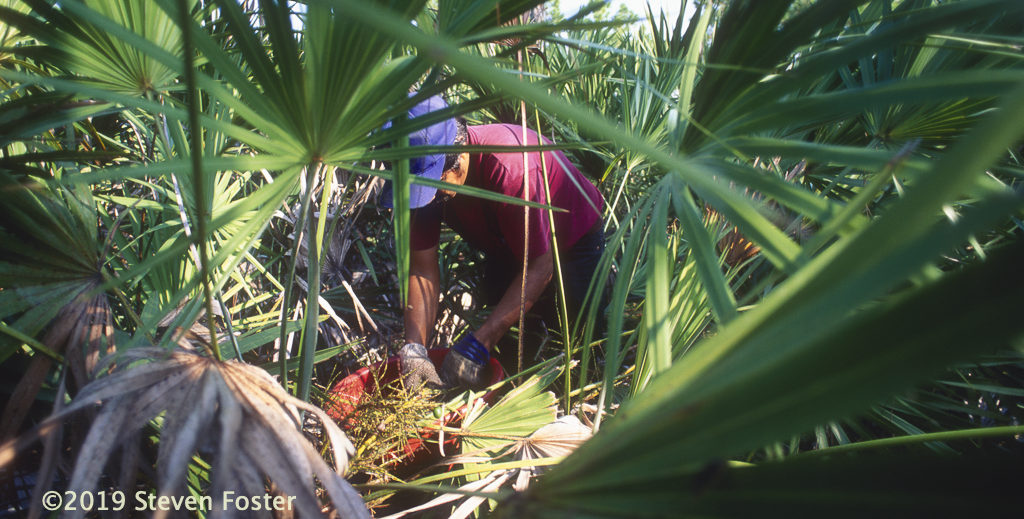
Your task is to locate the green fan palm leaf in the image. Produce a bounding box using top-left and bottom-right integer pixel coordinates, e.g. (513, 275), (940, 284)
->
(2, 0), (1022, 516)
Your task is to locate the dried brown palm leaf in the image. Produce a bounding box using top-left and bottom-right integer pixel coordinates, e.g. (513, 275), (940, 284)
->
(0, 347), (370, 519)
(155, 298), (233, 349)
(718, 225), (762, 267)
(494, 5), (547, 47)
(704, 157), (815, 269)
(0, 174), (116, 442)
(0, 289), (114, 441)
(23, 371), (68, 519)
(703, 205), (762, 269)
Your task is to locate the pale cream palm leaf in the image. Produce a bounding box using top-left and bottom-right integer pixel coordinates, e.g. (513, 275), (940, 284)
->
(0, 347), (369, 519)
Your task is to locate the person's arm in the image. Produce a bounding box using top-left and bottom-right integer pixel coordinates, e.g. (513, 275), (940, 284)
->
(439, 249), (553, 388)
(405, 246), (440, 346)
(473, 249), (554, 350)
(397, 245), (445, 390)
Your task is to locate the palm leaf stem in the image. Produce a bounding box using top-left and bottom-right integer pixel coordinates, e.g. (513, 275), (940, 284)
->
(277, 173), (316, 389)
(297, 163), (325, 402)
(0, 321), (63, 362)
(177, 0), (218, 359)
(531, 105), (572, 411)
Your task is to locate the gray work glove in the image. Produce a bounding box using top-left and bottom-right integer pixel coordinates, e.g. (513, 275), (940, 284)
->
(440, 333), (489, 389)
(398, 342), (443, 391)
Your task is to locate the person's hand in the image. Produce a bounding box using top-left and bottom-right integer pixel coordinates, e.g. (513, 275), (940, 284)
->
(398, 343), (443, 391)
(441, 333), (489, 389)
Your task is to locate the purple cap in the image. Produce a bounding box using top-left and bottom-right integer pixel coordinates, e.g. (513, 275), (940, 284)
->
(379, 95), (457, 209)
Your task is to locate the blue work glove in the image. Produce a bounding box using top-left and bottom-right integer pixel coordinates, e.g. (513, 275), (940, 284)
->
(440, 333), (489, 389)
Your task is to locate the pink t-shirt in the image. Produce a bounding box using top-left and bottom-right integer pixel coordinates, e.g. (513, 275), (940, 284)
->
(410, 124), (603, 259)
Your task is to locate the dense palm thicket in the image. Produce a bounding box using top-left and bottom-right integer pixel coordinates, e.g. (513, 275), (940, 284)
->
(1, 0), (1023, 517)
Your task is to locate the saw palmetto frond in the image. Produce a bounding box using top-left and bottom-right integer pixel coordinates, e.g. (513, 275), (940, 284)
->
(0, 173), (114, 441)
(0, 347), (369, 519)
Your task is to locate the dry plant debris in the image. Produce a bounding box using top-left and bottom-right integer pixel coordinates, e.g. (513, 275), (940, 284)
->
(0, 347), (369, 519)
(0, 289), (113, 442)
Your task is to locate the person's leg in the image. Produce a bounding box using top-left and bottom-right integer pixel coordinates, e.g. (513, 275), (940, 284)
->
(479, 228), (607, 374)
(479, 254), (546, 374)
(481, 253), (513, 308)
(549, 226), (608, 376)
(561, 226), (607, 330)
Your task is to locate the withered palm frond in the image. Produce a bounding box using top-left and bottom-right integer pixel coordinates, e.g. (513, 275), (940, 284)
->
(0, 172), (115, 441)
(0, 288), (114, 441)
(510, 415), (592, 491)
(0, 347), (369, 519)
